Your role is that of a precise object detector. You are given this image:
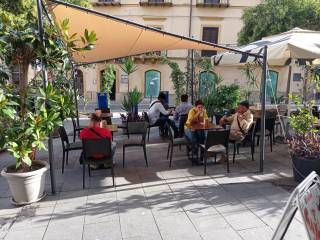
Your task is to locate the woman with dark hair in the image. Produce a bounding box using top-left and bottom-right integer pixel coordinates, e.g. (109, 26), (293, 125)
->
(184, 99), (208, 161)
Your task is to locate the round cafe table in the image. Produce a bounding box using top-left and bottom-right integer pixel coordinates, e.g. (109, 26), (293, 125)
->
(101, 123), (118, 140)
(189, 122), (222, 131)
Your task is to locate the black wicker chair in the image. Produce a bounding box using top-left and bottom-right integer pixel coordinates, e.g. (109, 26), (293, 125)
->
(81, 138), (116, 188)
(58, 126), (82, 174)
(200, 129), (230, 175)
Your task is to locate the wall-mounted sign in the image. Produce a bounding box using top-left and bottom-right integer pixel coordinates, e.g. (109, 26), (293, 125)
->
(293, 73), (302, 82)
(121, 74), (128, 84)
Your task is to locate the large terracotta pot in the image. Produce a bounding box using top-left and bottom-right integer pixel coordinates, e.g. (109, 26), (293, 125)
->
(1, 160), (49, 205)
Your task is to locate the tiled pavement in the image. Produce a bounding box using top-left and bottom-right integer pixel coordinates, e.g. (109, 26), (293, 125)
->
(0, 119), (308, 240)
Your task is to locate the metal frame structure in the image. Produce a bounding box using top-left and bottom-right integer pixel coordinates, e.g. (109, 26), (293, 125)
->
(36, 0), (267, 194)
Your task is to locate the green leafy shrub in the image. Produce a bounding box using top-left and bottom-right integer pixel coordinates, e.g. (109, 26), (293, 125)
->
(0, 83), (72, 171)
(101, 64), (116, 104)
(203, 84), (242, 116)
(288, 94), (320, 159)
(121, 87), (143, 113)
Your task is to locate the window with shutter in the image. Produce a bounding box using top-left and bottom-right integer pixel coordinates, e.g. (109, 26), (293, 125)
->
(202, 27), (219, 57)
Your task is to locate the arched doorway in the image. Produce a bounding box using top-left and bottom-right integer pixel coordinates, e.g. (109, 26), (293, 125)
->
(100, 69), (116, 101)
(145, 70), (161, 98)
(75, 69), (84, 96)
(199, 71), (217, 98)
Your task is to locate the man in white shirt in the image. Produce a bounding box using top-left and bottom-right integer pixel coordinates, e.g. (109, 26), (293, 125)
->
(147, 93), (178, 137)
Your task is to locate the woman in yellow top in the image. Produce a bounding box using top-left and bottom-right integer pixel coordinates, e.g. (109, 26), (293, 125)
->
(185, 100), (208, 162)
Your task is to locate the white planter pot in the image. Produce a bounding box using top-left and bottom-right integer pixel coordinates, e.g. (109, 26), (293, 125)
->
(1, 160), (49, 205)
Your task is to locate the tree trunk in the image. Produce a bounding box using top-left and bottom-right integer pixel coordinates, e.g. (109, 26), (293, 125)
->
(18, 62), (30, 96)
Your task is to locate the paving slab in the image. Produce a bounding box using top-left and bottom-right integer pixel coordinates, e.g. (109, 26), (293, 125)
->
(119, 212), (160, 239)
(238, 226), (274, 240)
(154, 212), (198, 237)
(190, 214), (230, 233)
(83, 221), (122, 240)
(223, 209), (267, 231)
(201, 227), (242, 240)
(4, 226), (46, 240)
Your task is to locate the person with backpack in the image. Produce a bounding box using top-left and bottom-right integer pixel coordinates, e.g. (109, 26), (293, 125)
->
(147, 92), (178, 137)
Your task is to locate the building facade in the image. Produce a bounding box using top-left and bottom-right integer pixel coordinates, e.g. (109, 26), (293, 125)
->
(77, 0), (273, 104)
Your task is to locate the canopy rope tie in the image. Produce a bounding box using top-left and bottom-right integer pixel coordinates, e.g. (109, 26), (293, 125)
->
(127, 28), (144, 56)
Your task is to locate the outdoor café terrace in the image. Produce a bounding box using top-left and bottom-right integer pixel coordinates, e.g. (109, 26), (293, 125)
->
(0, 119), (308, 240)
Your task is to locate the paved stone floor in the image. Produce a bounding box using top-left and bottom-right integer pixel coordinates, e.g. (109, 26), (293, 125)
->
(0, 119), (308, 240)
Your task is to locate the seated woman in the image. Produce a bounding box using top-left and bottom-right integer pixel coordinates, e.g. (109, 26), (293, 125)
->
(184, 100), (208, 160)
(80, 113), (116, 168)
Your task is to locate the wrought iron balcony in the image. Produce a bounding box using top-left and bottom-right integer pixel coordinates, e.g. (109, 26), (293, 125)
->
(139, 0), (173, 7)
(196, 0), (229, 8)
(92, 0), (121, 6)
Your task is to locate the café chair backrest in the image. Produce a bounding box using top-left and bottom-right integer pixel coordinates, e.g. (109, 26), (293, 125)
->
(255, 118), (276, 132)
(127, 121), (148, 136)
(178, 114), (188, 137)
(205, 129), (230, 150)
(71, 117), (77, 128)
(82, 138), (111, 160)
(58, 126), (70, 146)
(143, 112), (150, 123)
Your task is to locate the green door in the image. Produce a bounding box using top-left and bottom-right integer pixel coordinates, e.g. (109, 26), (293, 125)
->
(266, 70), (278, 101)
(145, 70), (161, 98)
(199, 71), (216, 98)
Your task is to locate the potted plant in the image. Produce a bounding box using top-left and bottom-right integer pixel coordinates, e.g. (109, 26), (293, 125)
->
(288, 96), (320, 182)
(121, 87), (143, 121)
(101, 64), (116, 107)
(288, 65), (320, 182)
(203, 84), (241, 124)
(0, 83), (70, 204)
(120, 57), (138, 94)
(0, 1), (96, 204)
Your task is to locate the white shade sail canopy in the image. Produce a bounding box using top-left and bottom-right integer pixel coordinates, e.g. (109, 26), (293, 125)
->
(46, 0), (238, 65)
(212, 28), (320, 66)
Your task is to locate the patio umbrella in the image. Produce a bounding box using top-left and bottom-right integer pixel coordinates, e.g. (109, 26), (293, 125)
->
(44, 0), (247, 65)
(211, 28), (320, 173)
(212, 28), (320, 66)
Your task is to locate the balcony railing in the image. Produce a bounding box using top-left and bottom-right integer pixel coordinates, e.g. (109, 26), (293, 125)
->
(196, 0), (229, 8)
(139, 0), (172, 7)
(92, 0), (121, 6)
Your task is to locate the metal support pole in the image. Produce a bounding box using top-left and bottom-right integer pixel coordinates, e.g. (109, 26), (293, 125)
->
(72, 65), (80, 126)
(36, 0), (56, 194)
(285, 64), (292, 104)
(259, 45), (268, 173)
(186, 0), (193, 96)
(191, 49), (194, 105)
